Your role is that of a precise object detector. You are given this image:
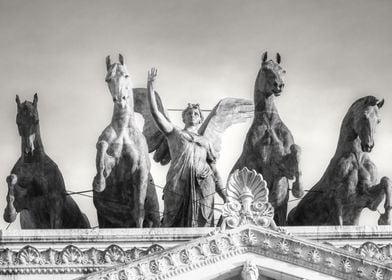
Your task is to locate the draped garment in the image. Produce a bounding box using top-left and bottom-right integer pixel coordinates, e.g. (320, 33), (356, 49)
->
(162, 128), (217, 227)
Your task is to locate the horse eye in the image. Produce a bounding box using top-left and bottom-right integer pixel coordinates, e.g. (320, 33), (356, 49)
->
(124, 75), (129, 78)
(122, 96), (126, 100)
(377, 119), (381, 124)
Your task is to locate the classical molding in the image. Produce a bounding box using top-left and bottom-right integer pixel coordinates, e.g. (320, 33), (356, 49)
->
(77, 225), (392, 280)
(1, 229), (392, 277)
(0, 244), (164, 275)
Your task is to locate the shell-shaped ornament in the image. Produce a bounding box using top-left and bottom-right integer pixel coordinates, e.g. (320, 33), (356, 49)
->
(227, 168), (268, 205)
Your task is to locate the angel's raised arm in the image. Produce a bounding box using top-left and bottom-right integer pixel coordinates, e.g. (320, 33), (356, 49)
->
(147, 68), (174, 135)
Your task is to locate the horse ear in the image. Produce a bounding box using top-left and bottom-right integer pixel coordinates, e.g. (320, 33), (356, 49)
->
(377, 99), (384, 109)
(276, 53), (281, 64)
(33, 93), (38, 106)
(106, 55), (111, 71)
(261, 52), (268, 64)
(16, 95), (21, 107)
(119, 54), (124, 65)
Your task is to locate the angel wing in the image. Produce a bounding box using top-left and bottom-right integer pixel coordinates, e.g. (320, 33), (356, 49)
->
(198, 98), (254, 157)
(133, 88), (171, 165)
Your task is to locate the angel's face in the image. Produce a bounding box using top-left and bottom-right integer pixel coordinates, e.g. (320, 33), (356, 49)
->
(183, 108), (202, 127)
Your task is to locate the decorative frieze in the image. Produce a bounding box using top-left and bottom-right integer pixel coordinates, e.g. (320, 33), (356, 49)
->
(0, 244), (164, 275)
(2, 228), (392, 278)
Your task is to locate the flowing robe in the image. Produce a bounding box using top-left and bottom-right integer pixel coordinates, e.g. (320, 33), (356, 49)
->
(162, 128), (218, 227)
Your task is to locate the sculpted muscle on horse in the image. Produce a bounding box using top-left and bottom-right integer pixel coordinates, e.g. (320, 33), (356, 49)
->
(231, 52), (303, 226)
(288, 96), (392, 226)
(92, 54), (159, 228)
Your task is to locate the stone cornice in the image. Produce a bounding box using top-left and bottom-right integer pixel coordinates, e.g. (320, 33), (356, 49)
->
(75, 225), (392, 280)
(0, 228), (213, 250)
(2, 226), (392, 248)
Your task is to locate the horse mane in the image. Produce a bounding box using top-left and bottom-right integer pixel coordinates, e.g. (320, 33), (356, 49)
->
(349, 95), (377, 109)
(345, 95), (378, 121)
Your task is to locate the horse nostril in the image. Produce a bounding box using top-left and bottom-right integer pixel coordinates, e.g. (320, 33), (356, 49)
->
(113, 98), (117, 102)
(273, 82), (278, 88)
(281, 83), (285, 89)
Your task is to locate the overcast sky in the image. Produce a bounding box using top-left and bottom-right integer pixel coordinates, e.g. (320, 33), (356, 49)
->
(0, 0), (391, 229)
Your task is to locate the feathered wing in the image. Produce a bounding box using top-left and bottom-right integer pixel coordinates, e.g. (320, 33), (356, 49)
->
(133, 88), (171, 165)
(198, 98), (254, 157)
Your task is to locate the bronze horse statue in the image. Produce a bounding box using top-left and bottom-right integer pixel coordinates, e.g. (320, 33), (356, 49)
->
(3, 94), (90, 229)
(92, 54), (160, 228)
(288, 96), (392, 226)
(231, 52), (303, 226)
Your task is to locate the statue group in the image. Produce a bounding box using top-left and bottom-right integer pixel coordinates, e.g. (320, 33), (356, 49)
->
(4, 52), (391, 229)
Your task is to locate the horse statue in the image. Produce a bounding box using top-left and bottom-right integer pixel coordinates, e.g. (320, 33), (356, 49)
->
(288, 96), (392, 226)
(231, 52), (303, 226)
(3, 94), (90, 229)
(92, 54), (160, 228)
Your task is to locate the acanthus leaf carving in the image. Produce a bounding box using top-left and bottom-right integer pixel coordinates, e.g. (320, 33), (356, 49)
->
(104, 245), (125, 264)
(221, 168), (278, 231)
(61, 245), (84, 264)
(340, 258), (352, 273)
(18, 246), (43, 265)
(371, 267), (384, 280)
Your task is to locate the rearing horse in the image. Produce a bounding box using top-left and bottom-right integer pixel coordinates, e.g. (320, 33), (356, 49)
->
(3, 94), (90, 229)
(231, 52), (303, 226)
(93, 54), (160, 228)
(288, 96), (392, 226)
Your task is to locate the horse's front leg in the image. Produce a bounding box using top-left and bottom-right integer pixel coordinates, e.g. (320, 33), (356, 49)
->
(4, 174), (18, 223)
(134, 168), (149, 228)
(374, 177), (392, 225)
(282, 144), (304, 198)
(269, 177), (289, 226)
(93, 140), (110, 192)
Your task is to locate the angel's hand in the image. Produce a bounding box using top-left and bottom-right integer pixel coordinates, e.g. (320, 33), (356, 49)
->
(147, 68), (158, 84)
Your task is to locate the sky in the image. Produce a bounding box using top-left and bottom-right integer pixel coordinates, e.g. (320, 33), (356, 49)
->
(0, 0), (391, 229)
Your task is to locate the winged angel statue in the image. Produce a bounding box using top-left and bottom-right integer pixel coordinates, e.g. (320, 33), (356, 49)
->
(146, 68), (254, 227)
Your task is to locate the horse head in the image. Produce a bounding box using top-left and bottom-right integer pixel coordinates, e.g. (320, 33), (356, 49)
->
(255, 52), (286, 97)
(15, 94), (40, 159)
(105, 54), (134, 110)
(351, 96), (384, 152)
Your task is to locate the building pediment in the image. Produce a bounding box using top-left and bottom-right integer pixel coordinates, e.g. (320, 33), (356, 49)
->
(76, 225), (392, 280)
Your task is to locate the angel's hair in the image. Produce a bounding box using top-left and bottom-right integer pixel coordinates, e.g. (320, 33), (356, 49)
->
(182, 103), (204, 124)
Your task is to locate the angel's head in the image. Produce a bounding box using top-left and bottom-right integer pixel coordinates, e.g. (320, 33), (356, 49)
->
(182, 103), (204, 127)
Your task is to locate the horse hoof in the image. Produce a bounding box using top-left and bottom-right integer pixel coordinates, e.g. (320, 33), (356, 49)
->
(292, 188), (304, 198)
(93, 175), (106, 192)
(6, 174), (17, 186)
